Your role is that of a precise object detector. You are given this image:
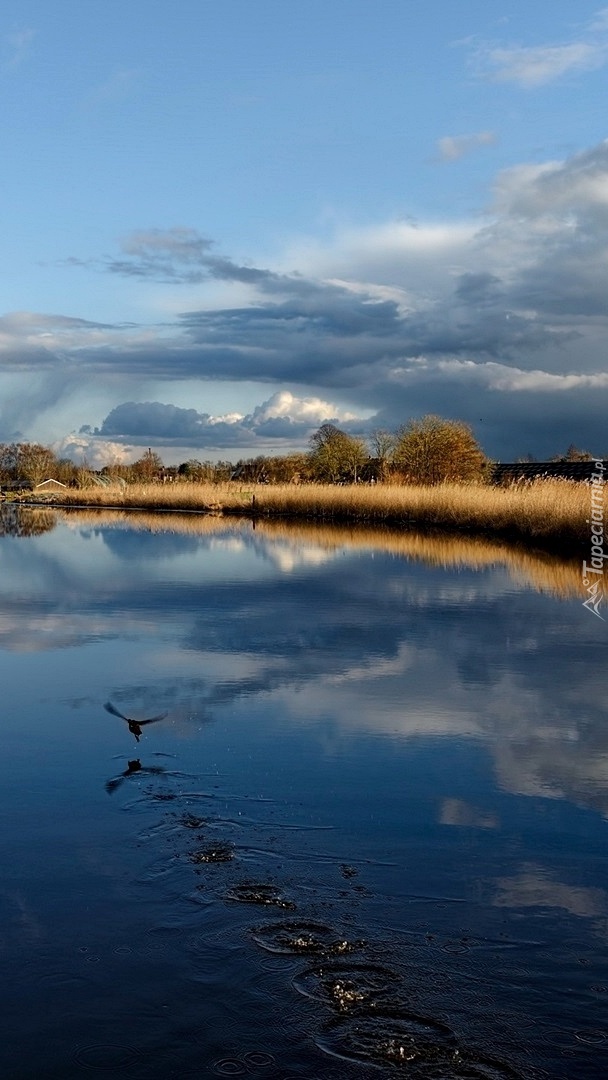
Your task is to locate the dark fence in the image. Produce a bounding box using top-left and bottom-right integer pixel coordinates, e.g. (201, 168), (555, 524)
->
(491, 460), (607, 484)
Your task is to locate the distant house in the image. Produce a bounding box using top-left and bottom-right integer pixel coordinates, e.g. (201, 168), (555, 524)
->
(0, 481), (31, 492)
(491, 460), (607, 484)
(34, 478), (68, 492)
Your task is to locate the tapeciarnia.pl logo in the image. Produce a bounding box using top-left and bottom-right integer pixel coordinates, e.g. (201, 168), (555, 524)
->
(582, 461), (606, 620)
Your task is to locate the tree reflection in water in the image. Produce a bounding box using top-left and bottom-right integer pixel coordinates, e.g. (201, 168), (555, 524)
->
(0, 504), (57, 537)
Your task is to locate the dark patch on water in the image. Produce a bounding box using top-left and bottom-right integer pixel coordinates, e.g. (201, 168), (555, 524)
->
(179, 812), (208, 829)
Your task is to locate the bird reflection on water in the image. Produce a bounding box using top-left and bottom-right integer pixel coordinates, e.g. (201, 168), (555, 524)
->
(105, 758), (168, 794)
(104, 700), (168, 742)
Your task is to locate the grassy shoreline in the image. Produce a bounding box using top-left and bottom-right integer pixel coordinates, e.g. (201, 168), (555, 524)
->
(16, 478), (593, 554)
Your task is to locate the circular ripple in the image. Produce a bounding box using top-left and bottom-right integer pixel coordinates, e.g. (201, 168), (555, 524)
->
(574, 1030), (607, 1045)
(72, 1043), (141, 1070)
(212, 1059), (247, 1075)
(179, 812), (207, 829)
(317, 1014), (523, 1077)
(316, 1011), (457, 1071)
(242, 1050), (275, 1067)
(441, 941), (471, 955)
(293, 962), (402, 1012)
(142, 927), (171, 953)
(225, 884), (295, 909)
(251, 920), (364, 956)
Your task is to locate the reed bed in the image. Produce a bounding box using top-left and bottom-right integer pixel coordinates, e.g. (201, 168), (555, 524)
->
(30, 478), (590, 552)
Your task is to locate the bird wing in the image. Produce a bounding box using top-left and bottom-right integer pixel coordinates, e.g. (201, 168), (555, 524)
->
(104, 700), (130, 721)
(139, 712), (168, 726)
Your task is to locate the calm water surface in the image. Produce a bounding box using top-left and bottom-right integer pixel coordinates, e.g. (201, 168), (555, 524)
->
(0, 506), (606, 1079)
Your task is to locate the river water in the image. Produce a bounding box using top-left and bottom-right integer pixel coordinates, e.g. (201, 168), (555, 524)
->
(0, 505), (606, 1079)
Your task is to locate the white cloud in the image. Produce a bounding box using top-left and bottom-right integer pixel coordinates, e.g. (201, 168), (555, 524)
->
(53, 435), (134, 468)
(472, 9), (608, 87)
(426, 358), (608, 393)
(486, 42), (603, 87)
(249, 390), (358, 425)
(436, 131), (497, 163)
(492, 142), (608, 218)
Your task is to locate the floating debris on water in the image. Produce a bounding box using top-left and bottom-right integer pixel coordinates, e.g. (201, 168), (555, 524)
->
(251, 920), (365, 956)
(225, 883), (295, 909)
(189, 842), (234, 864)
(293, 961), (402, 1013)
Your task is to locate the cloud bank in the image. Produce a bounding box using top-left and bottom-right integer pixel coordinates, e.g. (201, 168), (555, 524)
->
(85, 391), (362, 451)
(2, 139), (608, 461)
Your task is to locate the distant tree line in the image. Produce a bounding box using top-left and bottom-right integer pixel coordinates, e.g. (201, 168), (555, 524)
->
(517, 443), (599, 464)
(0, 421), (603, 490)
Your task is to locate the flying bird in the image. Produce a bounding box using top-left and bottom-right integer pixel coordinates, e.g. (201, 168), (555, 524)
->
(104, 700), (168, 742)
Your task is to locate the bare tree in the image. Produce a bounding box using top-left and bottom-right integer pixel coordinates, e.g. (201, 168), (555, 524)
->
(131, 448), (164, 482)
(369, 429), (396, 481)
(309, 424), (368, 483)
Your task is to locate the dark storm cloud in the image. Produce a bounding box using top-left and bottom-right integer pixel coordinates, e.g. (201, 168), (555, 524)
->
(99, 401), (214, 439)
(93, 396), (347, 450)
(4, 141), (608, 458)
(68, 228), (276, 285)
(455, 272), (504, 304)
(0, 312), (122, 371)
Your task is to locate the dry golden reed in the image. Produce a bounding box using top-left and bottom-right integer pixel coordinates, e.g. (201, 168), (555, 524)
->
(36, 478), (589, 552)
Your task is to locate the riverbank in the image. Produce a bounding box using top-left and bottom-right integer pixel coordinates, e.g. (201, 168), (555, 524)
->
(18, 477), (593, 553)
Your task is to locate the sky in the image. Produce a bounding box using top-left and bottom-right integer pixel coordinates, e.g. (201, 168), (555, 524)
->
(1, 0), (608, 467)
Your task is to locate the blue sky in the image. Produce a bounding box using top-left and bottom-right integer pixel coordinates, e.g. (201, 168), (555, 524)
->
(2, 0), (608, 465)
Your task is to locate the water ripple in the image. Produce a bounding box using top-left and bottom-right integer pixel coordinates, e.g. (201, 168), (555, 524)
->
(72, 1043), (141, 1070)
